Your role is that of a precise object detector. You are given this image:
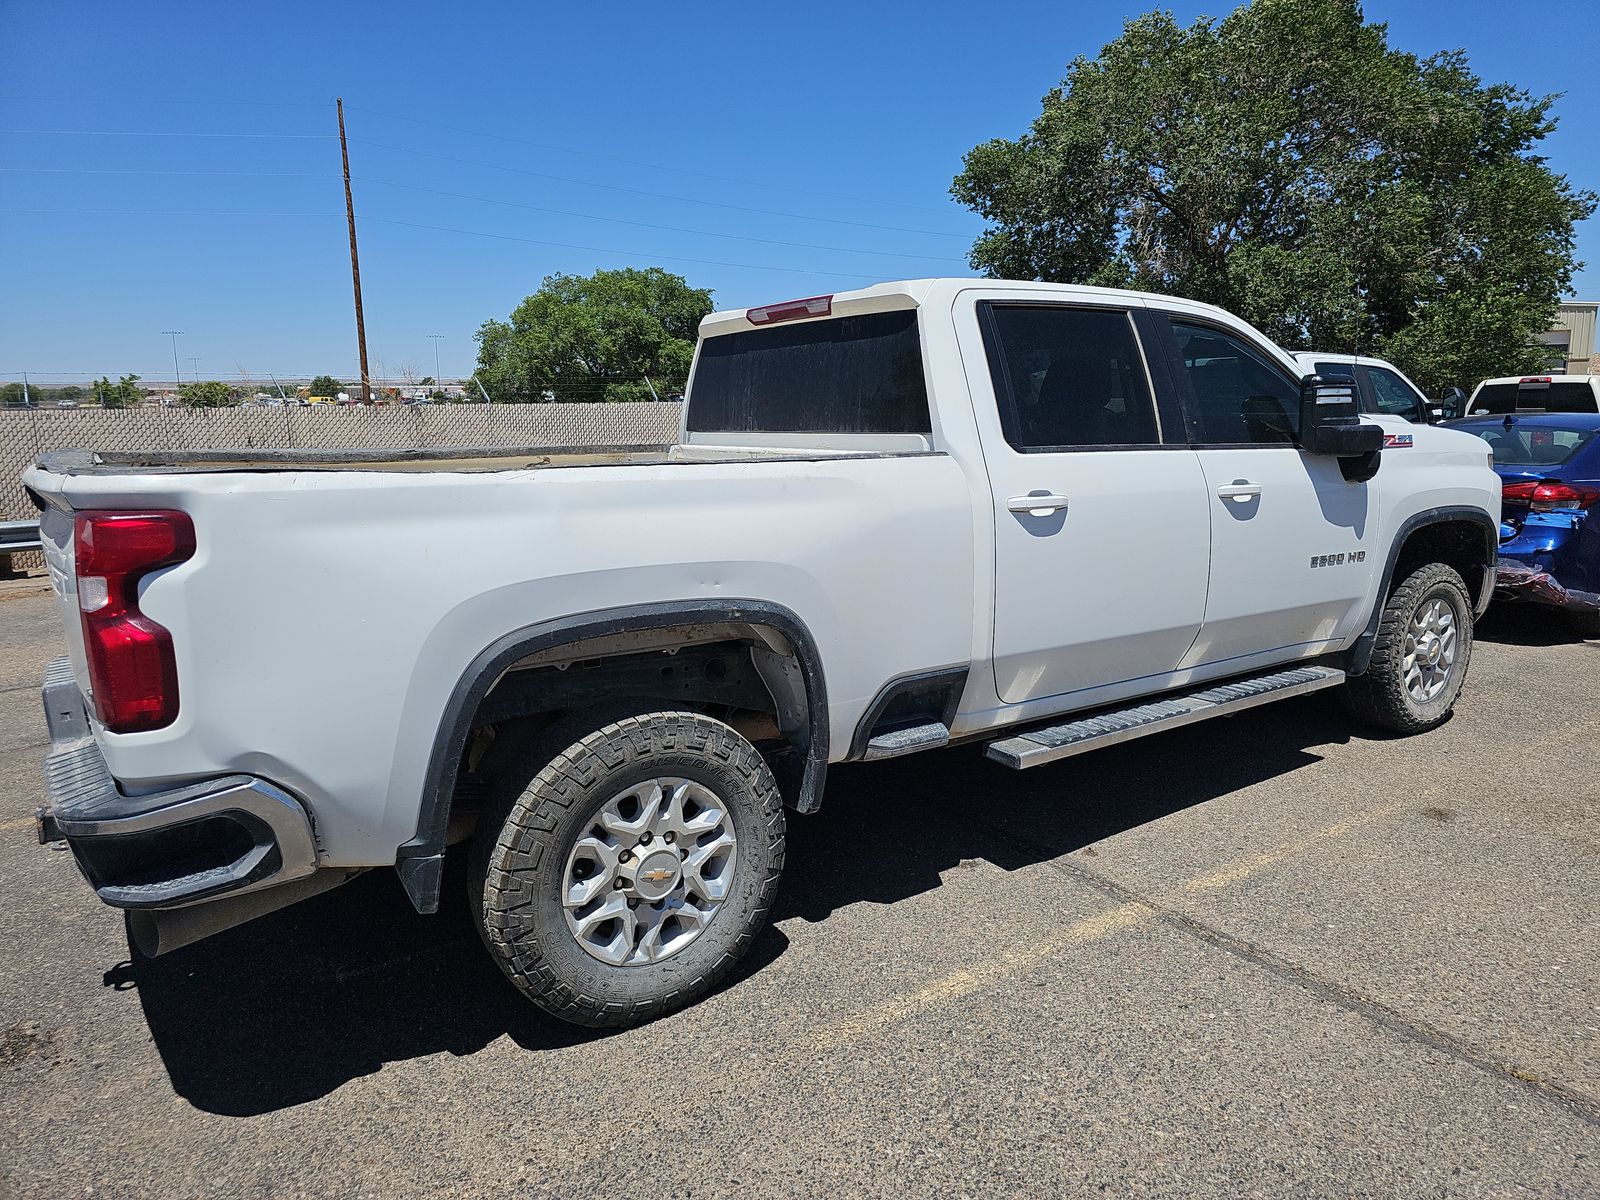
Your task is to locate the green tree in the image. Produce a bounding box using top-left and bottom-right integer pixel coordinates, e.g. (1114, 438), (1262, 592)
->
(951, 0), (1595, 394)
(307, 374), (344, 398)
(474, 267), (713, 403)
(178, 379), (232, 408)
(92, 374), (142, 409)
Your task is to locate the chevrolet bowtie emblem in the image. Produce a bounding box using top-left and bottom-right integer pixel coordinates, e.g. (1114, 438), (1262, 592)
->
(641, 868), (674, 884)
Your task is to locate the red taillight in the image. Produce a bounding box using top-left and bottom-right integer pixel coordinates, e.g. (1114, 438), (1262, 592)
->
(746, 294), (832, 325)
(74, 511), (196, 733)
(1500, 480), (1600, 511)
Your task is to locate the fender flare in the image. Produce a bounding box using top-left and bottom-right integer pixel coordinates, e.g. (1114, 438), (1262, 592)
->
(394, 599), (829, 913)
(1346, 506), (1498, 676)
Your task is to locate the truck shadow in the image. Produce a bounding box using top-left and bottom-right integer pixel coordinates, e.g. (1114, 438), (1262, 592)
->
(1475, 603), (1599, 647)
(124, 694), (1350, 1117)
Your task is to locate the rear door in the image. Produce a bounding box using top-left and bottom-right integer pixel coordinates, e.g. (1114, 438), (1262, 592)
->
(1152, 314), (1380, 667)
(962, 297), (1210, 704)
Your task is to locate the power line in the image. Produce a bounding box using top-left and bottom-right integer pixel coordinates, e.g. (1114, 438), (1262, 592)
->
(0, 95), (332, 109)
(358, 177), (965, 264)
(3, 208), (339, 218)
(344, 103), (958, 217)
(1, 208), (903, 279)
(0, 128), (334, 139)
(358, 215), (887, 279)
(352, 138), (972, 239)
(0, 167), (334, 179)
(0, 100), (966, 221)
(0, 167), (964, 263)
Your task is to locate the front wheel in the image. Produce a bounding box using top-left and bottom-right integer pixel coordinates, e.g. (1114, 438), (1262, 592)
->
(1344, 562), (1474, 734)
(470, 711), (785, 1028)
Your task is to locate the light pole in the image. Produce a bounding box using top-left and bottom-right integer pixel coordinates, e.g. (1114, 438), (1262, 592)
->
(162, 331), (184, 396)
(426, 335), (443, 393)
(187, 357), (201, 382)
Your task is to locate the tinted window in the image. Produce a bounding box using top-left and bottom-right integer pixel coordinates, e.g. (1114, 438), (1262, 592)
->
(1459, 422), (1598, 468)
(1172, 322), (1300, 444)
(1471, 381), (1599, 415)
(1313, 361), (1356, 380)
(981, 305), (1158, 449)
(1367, 366), (1425, 421)
(687, 309), (930, 434)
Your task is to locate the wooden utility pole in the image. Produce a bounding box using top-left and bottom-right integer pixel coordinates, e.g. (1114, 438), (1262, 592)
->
(336, 98), (372, 403)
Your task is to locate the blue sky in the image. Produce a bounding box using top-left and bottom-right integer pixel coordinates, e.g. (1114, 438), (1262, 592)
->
(3, 0), (1595, 384)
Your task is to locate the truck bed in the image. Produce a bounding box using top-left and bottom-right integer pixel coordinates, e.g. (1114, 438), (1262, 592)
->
(32, 441), (910, 477)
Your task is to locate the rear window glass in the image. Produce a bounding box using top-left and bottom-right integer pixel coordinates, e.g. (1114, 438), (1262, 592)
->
(686, 309), (930, 434)
(981, 304), (1159, 449)
(1470, 381), (1598, 415)
(1313, 361), (1356, 380)
(1460, 423), (1598, 467)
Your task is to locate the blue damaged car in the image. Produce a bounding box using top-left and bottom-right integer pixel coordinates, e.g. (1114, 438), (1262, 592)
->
(1448, 412), (1600, 636)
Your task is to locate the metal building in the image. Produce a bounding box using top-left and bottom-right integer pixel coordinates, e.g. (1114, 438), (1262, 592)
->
(1542, 300), (1599, 374)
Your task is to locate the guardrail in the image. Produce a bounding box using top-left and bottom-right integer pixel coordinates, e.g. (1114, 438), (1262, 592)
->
(1, 518), (41, 577)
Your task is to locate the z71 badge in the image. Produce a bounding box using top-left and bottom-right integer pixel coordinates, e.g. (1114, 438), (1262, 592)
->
(1383, 433), (1414, 448)
(1310, 551), (1367, 569)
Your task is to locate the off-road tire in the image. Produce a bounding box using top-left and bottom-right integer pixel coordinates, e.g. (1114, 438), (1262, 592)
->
(1344, 562), (1474, 734)
(469, 711), (785, 1028)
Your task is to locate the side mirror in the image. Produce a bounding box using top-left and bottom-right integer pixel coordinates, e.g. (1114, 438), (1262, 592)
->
(1298, 375), (1383, 482)
(1299, 375), (1383, 456)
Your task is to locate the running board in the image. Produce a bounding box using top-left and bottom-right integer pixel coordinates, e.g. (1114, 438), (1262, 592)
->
(984, 665), (1346, 771)
(863, 721), (951, 761)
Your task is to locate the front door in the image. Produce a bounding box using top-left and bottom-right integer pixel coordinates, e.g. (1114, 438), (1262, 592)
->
(1159, 316), (1379, 668)
(967, 299), (1211, 704)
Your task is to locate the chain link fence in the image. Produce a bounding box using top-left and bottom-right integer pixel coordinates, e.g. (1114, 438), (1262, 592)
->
(0, 401), (683, 571)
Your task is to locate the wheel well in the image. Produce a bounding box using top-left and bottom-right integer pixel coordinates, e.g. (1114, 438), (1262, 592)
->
(1345, 511), (1495, 679)
(448, 623), (813, 845)
(1390, 519), (1493, 609)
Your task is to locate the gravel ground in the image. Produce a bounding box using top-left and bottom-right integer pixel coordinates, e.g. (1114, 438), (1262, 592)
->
(1, 580), (1596, 1199)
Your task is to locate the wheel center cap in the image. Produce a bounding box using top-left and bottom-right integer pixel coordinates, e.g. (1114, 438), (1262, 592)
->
(632, 850), (681, 901)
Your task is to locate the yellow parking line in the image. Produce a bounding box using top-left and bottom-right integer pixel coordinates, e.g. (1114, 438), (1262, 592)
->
(1182, 800), (1408, 895)
(0, 815), (38, 833)
(816, 900), (1154, 1049)
(814, 716), (1600, 1050)
(814, 797), (1415, 1048)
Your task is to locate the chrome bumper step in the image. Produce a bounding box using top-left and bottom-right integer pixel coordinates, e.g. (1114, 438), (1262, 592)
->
(984, 665), (1346, 770)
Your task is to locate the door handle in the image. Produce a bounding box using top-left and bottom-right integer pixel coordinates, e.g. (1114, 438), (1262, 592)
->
(1216, 483), (1262, 502)
(1007, 494), (1070, 516)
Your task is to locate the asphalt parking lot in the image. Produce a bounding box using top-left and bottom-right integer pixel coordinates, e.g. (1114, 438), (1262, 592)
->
(1, 580), (1597, 1199)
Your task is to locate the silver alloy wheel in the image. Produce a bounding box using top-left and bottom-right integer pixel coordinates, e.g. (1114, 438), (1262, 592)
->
(562, 776), (737, 967)
(1402, 595), (1458, 703)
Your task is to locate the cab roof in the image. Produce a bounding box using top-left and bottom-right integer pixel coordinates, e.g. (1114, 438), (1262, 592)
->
(696, 277), (1243, 338)
(1475, 374), (1595, 388)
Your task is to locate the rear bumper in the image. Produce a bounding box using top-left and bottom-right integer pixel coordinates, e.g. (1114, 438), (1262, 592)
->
(36, 657), (319, 910)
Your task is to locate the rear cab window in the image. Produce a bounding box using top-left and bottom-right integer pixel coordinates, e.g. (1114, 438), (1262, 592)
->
(686, 308), (930, 434)
(1471, 380), (1599, 415)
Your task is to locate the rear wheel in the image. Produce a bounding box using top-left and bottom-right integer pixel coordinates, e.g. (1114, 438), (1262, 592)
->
(1344, 562), (1474, 734)
(469, 711), (785, 1028)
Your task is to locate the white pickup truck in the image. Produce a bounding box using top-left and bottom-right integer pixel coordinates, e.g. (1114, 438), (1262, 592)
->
(27, 279), (1499, 1027)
